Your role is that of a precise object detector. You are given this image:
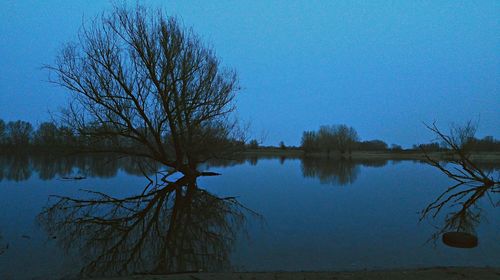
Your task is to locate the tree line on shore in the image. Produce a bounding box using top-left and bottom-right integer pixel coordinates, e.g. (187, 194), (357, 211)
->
(298, 124), (500, 154)
(2, 118), (498, 154)
(0, 118), (247, 155)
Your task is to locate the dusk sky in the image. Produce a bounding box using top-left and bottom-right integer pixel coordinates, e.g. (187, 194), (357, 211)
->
(0, 1), (498, 147)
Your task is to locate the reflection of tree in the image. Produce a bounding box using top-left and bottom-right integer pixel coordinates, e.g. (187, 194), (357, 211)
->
(31, 153), (82, 180)
(247, 156), (258, 166)
(302, 158), (359, 185)
(301, 158), (388, 186)
(38, 174), (253, 277)
(0, 154), (163, 182)
(0, 154), (32, 182)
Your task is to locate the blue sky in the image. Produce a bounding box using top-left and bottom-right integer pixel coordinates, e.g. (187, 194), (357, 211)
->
(0, 1), (498, 147)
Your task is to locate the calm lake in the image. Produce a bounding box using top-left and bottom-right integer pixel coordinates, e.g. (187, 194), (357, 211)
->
(0, 155), (498, 279)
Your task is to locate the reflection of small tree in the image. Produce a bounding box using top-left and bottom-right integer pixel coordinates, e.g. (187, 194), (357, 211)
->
(420, 122), (499, 239)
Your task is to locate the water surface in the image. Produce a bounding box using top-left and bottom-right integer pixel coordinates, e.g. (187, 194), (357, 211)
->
(0, 155), (498, 279)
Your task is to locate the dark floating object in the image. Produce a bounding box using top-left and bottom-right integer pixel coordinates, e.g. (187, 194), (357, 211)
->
(61, 176), (87, 180)
(199, 171), (221, 176)
(0, 243), (8, 255)
(442, 232), (478, 248)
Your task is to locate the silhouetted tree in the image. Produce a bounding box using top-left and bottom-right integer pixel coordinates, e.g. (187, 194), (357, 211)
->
(246, 139), (259, 149)
(279, 141), (286, 150)
(0, 119), (5, 145)
(5, 120), (33, 146)
(301, 131), (319, 153)
(333, 124), (359, 154)
(302, 125), (358, 155)
(34, 122), (61, 147)
(317, 126), (337, 155)
(357, 139), (388, 151)
(471, 136), (500, 151)
(416, 142), (441, 152)
(390, 144), (402, 151)
(448, 120), (477, 153)
(47, 5), (241, 176)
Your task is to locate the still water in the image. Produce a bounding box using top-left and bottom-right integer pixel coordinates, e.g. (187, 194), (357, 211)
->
(0, 155), (498, 279)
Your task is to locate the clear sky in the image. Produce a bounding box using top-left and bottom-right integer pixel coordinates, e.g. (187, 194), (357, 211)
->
(0, 0), (498, 147)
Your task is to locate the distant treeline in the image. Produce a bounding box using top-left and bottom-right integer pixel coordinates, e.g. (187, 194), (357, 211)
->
(301, 124), (400, 154)
(298, 124), (500, 154)
(0, 119), (83, 152)
(0, 119), (246, 156)
(1, 119), (499, 154)
(410, 137), (500, 152)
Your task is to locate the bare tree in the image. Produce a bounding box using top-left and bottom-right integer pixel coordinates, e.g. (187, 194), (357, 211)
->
(420, 122), (499, 244)
(335, 124), (359, 154)
(317, 124), (358, 155)
(5, 120), (33, 146)
(448, 120), (478, 154)
(47, 5), (240, 176)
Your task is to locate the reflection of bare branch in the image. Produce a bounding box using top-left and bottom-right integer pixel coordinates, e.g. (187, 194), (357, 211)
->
(420, 123), (499, 240)
(38, 175), (255, 277)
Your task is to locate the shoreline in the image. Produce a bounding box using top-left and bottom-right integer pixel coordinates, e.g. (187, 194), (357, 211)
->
(94, 267), (500, 280)
(1, 149), (499, 163)
(241, 149), (500, 162)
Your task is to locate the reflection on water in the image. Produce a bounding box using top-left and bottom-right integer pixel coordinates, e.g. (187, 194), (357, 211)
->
(421, 184), (498, 249)
(0, 154), (499, 278)
(0, 155), (32, 182)
(301, 157), (390, 186)
(301, 158), (361, 185)
(420, 153), (499, 248)
(1, 154), (391, 187)
(0, 154), (162, 182)
(38, 172), (254, 277)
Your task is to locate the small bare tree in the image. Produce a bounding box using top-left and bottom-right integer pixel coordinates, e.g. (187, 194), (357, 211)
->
(47, 5), (241, 176)
(420, 122), (499, 240)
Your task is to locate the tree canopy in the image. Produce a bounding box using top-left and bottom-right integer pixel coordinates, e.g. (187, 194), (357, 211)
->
(47, 5), (241, 175)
